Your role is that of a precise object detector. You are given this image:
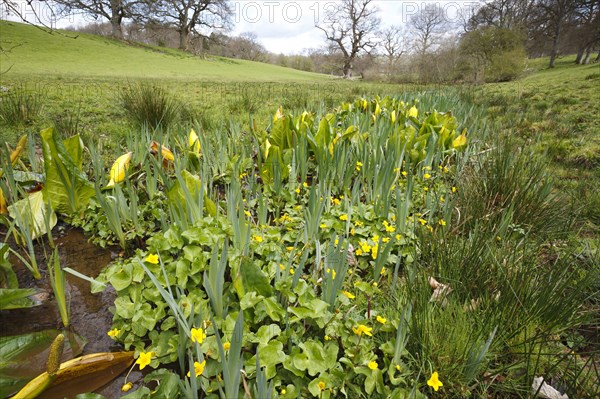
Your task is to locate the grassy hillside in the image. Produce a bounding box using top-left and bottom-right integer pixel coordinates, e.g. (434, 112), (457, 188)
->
(468, 55), (600, 237)
(0, 20), (328, 82)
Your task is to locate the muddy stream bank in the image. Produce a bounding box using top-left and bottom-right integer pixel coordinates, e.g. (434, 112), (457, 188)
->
(0, 226), (143, 398)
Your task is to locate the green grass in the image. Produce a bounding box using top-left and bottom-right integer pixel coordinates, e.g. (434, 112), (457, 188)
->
(464, 55), (600, 238)
(0, 21), (328, 82)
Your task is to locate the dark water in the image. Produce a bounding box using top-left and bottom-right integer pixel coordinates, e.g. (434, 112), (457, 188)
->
(0, 227), (142, 398)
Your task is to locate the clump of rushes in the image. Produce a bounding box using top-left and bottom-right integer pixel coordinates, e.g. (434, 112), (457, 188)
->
(0, 88), (41, 127)
(120, 82), (180, 131)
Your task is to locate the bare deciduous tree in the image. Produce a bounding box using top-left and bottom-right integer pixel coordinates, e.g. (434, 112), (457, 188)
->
(52, 0), (146, 39)
(380, 25), (407, 64)
(409, 4), (448, 56)
(316, 0), (380, 78)
(149, 0), (231, 51)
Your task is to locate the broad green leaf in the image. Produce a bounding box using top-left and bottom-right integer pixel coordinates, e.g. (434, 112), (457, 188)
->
(62, 135), (85, 169)
(259, 144), (288, 184)
(8, 191), (57, 240)
(167, 170), (216, 217)
(144, 369), (180, 397)
(314, 115), (333, 149)
(257, 340), (286, 379)
(0, 288), (41, 310)
(40, 128), (95, 214)
(239, 258), (273, 298)
(270, 115), (296, 150)
(292, 341), (338, 377)
(109, 263), (133, 291)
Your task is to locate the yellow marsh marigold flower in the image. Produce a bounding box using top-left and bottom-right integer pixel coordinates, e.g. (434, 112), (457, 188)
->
(191, 327), (206, 344)
(371, 244), (379, 260)
(317, 381), (326, 391)
(352, 324), (373, 337)
(280, 388), (287, 395)
(223, 342), (231, 351)
(438, 219), (447, 226)
(145, 254), (159, 264)
(331, 197), (341, 206)
(342, 291), (355, 299)
(289, 268), (295, 275)
(244, 210), (251, 217)
(356, 161), (363, 171)
(251, 235), (263, 243)
(107, 328), (121, 338)
(136, 351), (154, 370)
(279, 263), (286, 271)
(368, 360), (378, 370)
(326, 268), (337, 279)
(360, 241), (371, 253)
(295, 188), (301, 194)
(427, 371), (443, 391)
(339, 214), (348, 221)
(418, 218), (427, 225)
(303, 182), (309, 188)
(320, 223), (327, 229)
(355, 220), (363, 226)
(187, 360), (207, 378)
(324, 335), (331, 341)
(121, 382), (133, 392)
(376, 315), (387, 324)
(424, 173), (431, 179)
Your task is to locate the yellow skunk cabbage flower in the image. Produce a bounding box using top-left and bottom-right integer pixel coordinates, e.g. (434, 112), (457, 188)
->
(264, 138), (272, 159)
(149, 141), (174, 162)
(10, 134), (28, 165)
(408, 106), (418, 118)
(107, 152), (132, 188)
(0, 188), (7, 215)
(273, 106), (284, 122)
(452, 131), (467, 149)
(189, 128), (201, 153)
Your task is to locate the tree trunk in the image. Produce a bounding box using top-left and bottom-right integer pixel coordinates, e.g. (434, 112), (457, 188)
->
(549, 22), (561, 68)
(109, 0), (123, 40)
(179, 29), (189, 51)
(342, 59), (353, 78)
(110, 17), (123, 39)
(583, 46), (592, 64)
(596, 50), (600, 62)
(575, 46), (585, 64)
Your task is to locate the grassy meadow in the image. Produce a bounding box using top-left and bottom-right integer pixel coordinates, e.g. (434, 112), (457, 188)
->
(1, 21), (598, 399)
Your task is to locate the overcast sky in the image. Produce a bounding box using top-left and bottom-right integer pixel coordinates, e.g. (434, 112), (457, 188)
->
(1, 1), (479, 55)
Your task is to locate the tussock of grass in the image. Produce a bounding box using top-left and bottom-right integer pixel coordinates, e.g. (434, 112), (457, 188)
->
(0, 88), (41, 127)
(119, 82), (181, 130)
